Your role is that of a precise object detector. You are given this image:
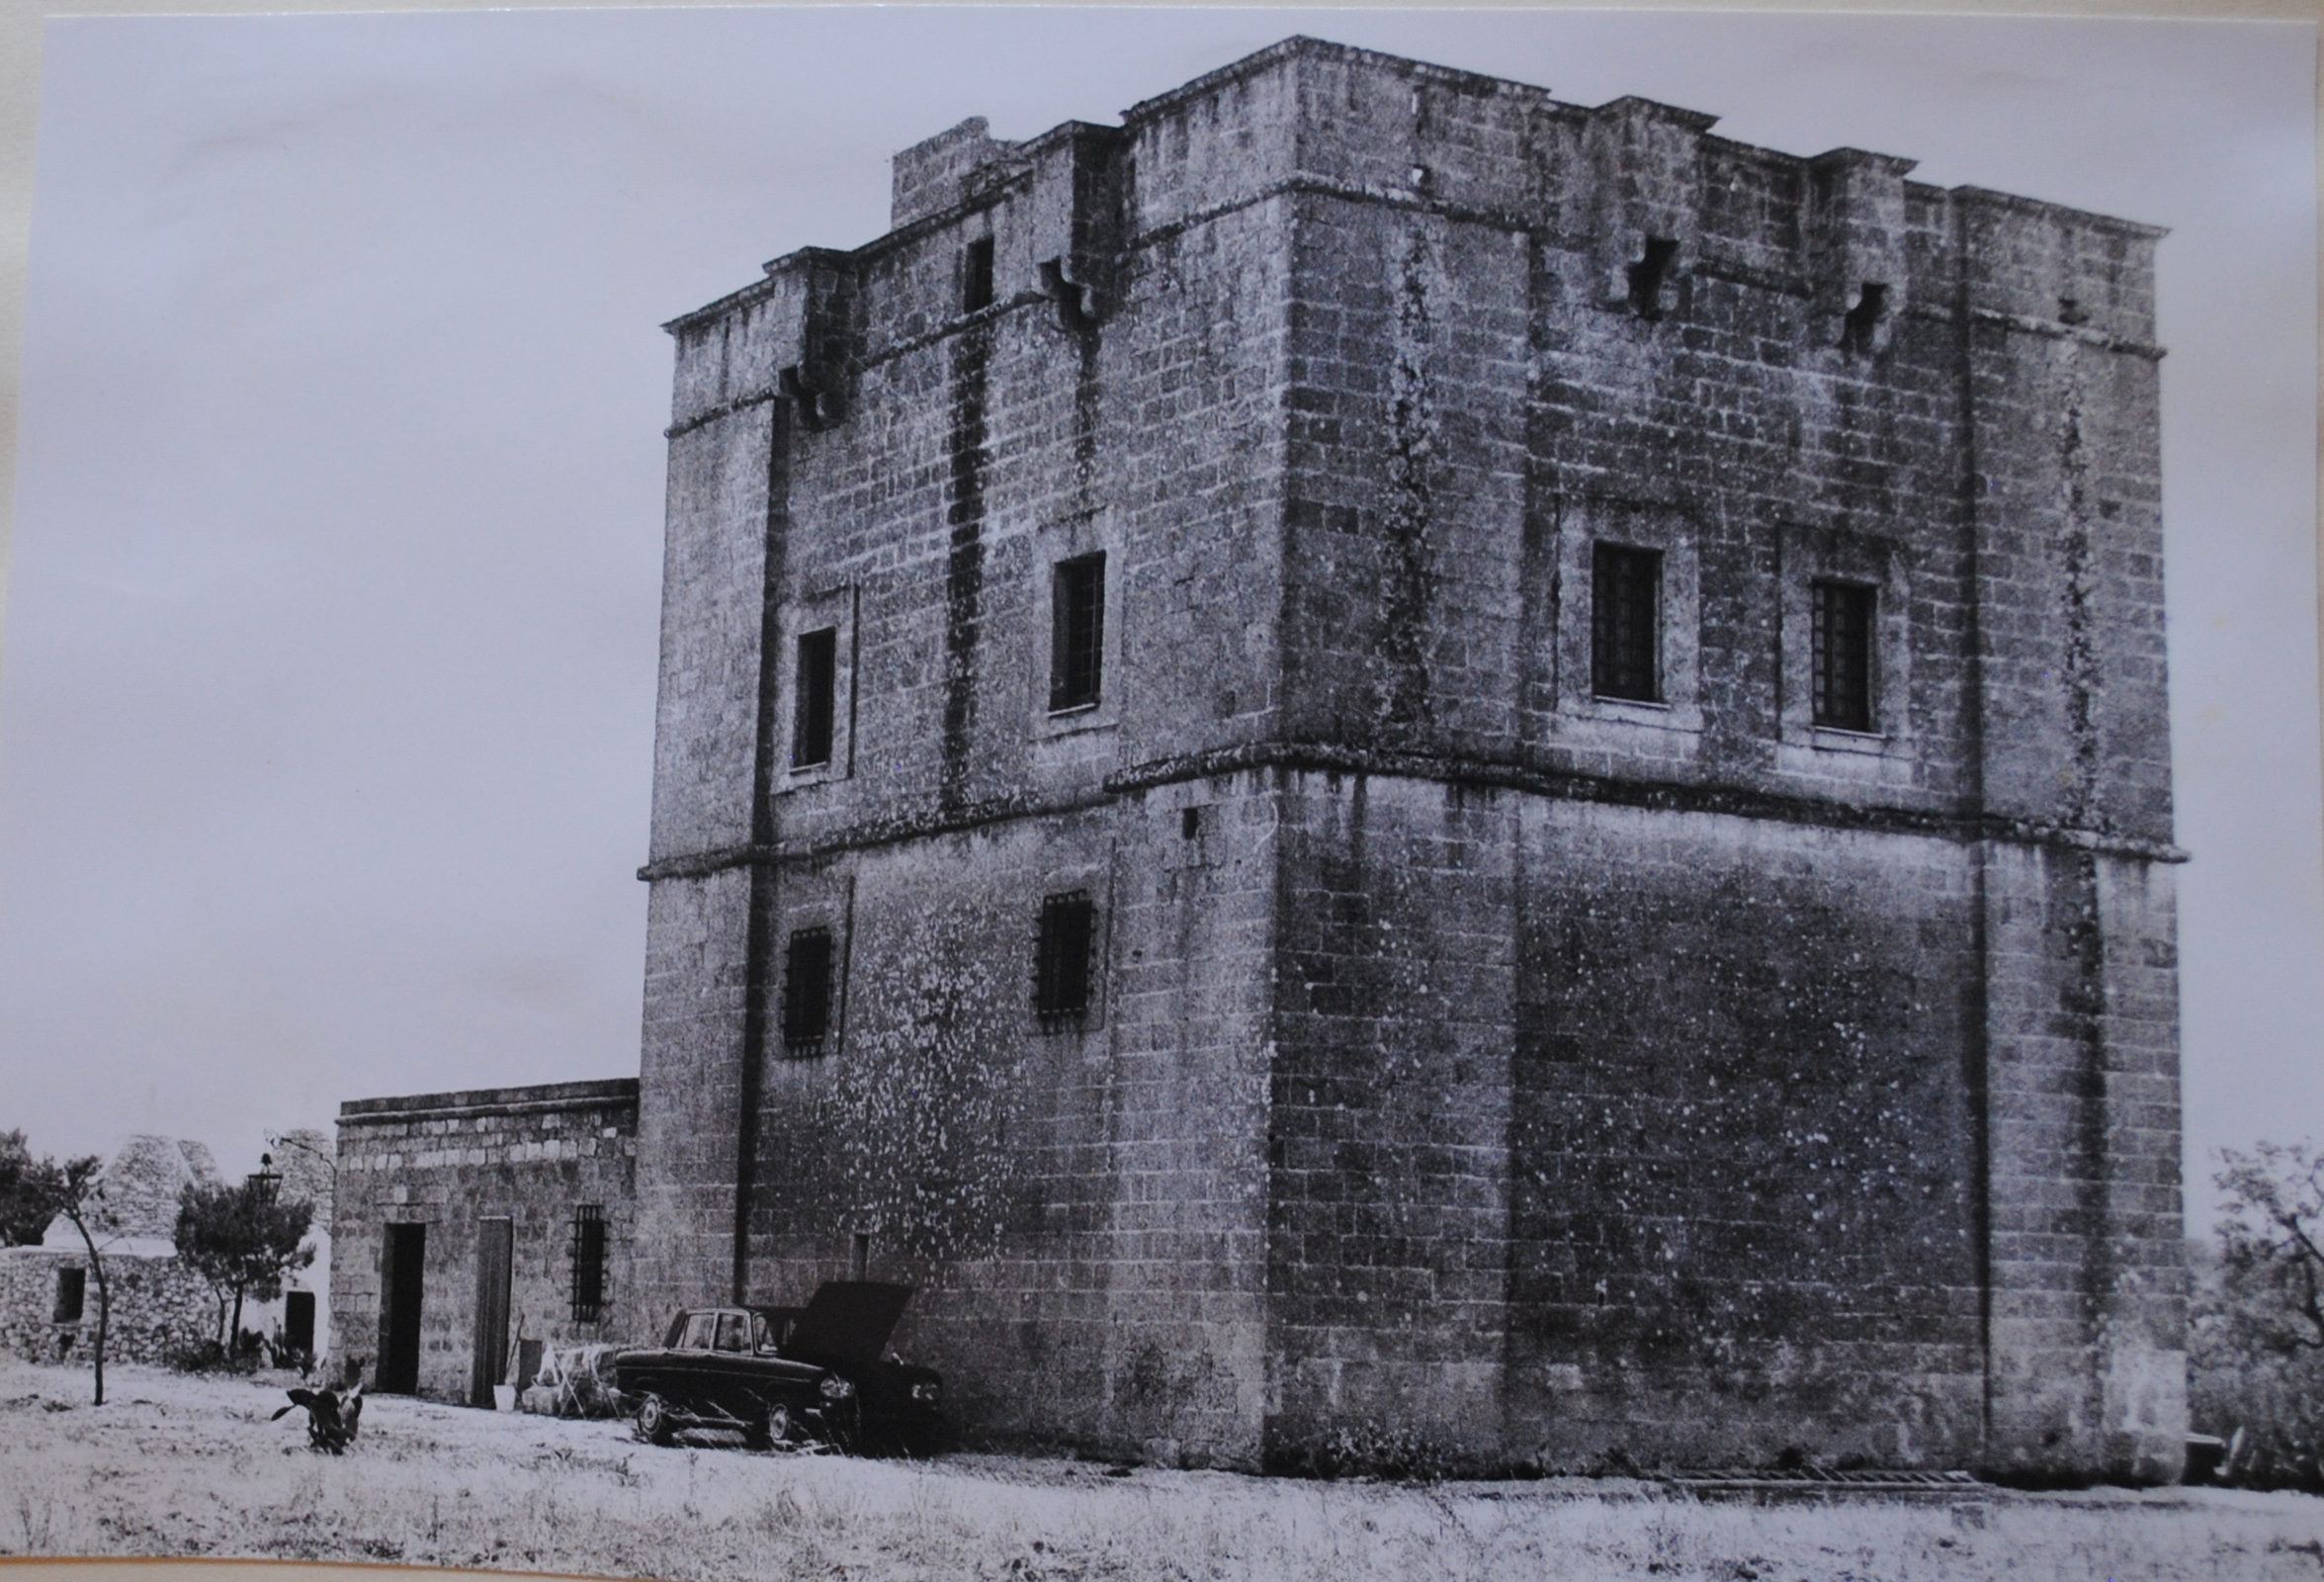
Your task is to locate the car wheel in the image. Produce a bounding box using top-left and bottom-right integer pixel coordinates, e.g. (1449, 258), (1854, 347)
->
(758, 1402), (793, 1450)
(632, 1392), (672, 1447)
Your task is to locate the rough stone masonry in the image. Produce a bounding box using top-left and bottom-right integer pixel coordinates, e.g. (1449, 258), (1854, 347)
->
(350, 36), (2188, 1481)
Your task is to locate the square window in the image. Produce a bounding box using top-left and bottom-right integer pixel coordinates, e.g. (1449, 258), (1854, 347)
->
(1811, 580), (1878, 732)
(1049, 554), (1105, 712)
(963, 236), (995, 313)
(791, 627), (838, 769)
(1034, 893), (1094, 1025)
(52, 1267), (84, 1324)
(567, 1205), (606, 1325)
(1591, 543), (1662, 702)
(781, 928), (834, 1053)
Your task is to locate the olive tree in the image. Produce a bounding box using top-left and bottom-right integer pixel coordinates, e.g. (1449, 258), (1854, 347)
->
(175, 1180), (314, 1354)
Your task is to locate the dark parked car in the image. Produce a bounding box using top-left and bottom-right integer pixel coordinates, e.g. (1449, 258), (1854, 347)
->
(612, 1280), (945, 1454)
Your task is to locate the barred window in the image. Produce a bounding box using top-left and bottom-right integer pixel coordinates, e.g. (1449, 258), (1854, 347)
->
(791, 627), (838, 769)
(1811, 580), (1877, 732)
(782, 927), (834, 1053)
(1049, 555), (1105, 712)
(1591, 543), (1661, 702)
(568, 1205), (606, 1325)
(52, 1267), (84, 1324)
(1034, 893), (1095, 1026)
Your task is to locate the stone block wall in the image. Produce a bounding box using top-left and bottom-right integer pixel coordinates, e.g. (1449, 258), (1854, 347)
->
(333, 1080), (638, 1401)
(719, 775), (1277, 1465)
(0, 1248), (215, 1367)
(1258, 771), (1989, 1470)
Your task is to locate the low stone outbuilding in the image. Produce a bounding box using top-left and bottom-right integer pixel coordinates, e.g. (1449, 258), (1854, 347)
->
(0, 1135), (221, 1366)
(330, 1080), (637, 1404)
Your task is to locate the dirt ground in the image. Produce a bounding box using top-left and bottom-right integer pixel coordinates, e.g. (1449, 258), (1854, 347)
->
(1, 1358), (2319, 1582)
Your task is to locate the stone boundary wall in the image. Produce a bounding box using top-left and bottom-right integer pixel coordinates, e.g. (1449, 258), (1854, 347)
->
(0, 1247), (215, 1367)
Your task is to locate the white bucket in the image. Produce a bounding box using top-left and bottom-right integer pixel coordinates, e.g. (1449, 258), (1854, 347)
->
(492, 1383), (517, 1412)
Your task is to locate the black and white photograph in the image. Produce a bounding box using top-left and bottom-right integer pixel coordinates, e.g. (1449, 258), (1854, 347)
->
(0, 6), (2319, 1578)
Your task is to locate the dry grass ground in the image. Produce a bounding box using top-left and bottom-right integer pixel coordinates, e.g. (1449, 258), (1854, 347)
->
(1, 1357), (2319, 1582)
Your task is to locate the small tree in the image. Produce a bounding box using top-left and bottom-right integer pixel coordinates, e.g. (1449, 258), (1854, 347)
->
(0, 1130), (65, 1247)
(175, 1180), (314, 1353)
(2191, 1141), (2324, 1489)
(2216, 1141), (2324, 1351)
(15, 1153), (116, 1406)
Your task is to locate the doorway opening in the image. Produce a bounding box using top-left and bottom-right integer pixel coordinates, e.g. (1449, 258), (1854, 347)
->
(378, 1222), (426, 1393)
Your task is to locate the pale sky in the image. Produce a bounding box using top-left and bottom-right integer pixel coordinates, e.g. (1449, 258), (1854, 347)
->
(0, 8), (2315, 1226)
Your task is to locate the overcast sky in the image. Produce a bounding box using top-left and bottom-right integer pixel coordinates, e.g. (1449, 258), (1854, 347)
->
(0, 7), (2314, 1221)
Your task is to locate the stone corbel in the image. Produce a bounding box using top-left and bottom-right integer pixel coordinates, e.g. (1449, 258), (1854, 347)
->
(778, 365), (844, 432)
(1806, 148), (1916, 354)
(1582, 97), (1716, 320)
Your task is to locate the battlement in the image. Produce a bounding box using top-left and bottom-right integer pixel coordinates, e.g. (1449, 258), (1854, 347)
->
(669, 37), (2161, 370)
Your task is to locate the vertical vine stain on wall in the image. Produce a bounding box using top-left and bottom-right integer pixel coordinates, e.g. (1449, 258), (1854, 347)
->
(941, 326), (991, 812)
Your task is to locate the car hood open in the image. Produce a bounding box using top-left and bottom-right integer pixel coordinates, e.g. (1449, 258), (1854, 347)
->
(781, 1280), (914, 1371)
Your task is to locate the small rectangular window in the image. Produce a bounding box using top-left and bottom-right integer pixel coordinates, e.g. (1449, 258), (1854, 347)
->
(782, 928), (834, 1053)
(1812, 579), (1878, 732)
(791, 627), (838, 769)
(567, 1205), (606, 1325)
(1591, 543), (1661, 702)
(964, 236), (995, 312)
(1034, 893), (1095, 1026)
(52, 1267), (85, 1324)
(1050, 554), (1105, 712)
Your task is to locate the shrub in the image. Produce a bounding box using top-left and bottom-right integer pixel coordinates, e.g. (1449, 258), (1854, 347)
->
(2188, 1142), (2324, 1491)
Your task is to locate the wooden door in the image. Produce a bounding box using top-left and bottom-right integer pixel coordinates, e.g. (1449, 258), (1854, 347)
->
(470, 1217), (513, 1408)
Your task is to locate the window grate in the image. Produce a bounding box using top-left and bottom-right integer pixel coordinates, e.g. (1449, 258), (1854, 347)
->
(782, 928), (834, 1053)
(791, 627), (838, 769)
(1591, 544), (1662, 702)
(1034, 893), (1095, 1026)
(568, 1205), (606, 1325)
(1811, 580), (1877, 731)
(1049, 555), (1105, 712)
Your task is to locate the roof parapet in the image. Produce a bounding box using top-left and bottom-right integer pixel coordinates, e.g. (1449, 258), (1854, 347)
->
(892, 116), (1026, 230)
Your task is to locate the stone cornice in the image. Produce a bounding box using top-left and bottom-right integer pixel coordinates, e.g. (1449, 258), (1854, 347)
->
(638, 740), (2186, 881)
